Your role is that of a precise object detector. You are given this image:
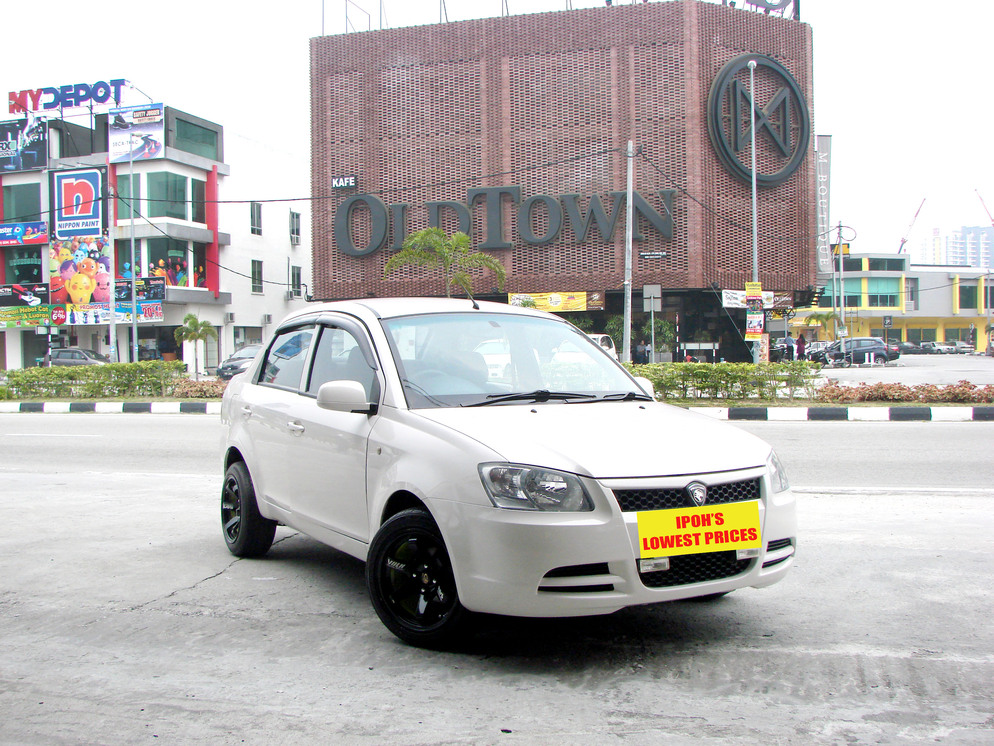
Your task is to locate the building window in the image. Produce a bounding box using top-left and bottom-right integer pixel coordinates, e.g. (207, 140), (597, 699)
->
(4, 246), (42, 285)
(191, 179), (206, 224)
(290, 210), (301, 245)
(193, 243), (208, 288)
(868, 258), (905, 272)
(958, 284), (978, 311)
(148, 237), (189, 285)
(115, 173), (142, 222)
(291, 265), (302, 297)
(251, 259), (263, 293)
(904, 278), (918, 310)
(251, 202), (262, 235)
(2, 183), (41, 222)
(821, 279), (861, 309)
(841, 257), (861, 272)
(175, 117), (220, 160)
(867, 278), (899, 307)
(115, 238), (142, 279)
(148, 172), (187, 219)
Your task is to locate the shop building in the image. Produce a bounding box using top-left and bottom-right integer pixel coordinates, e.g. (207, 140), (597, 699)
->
(310, 0), (817, 361)
(800, 252), (993, 352)
(0, 97), (310, 371)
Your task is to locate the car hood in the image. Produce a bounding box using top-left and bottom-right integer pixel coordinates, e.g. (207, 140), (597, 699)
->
(414, 401), (771, 479)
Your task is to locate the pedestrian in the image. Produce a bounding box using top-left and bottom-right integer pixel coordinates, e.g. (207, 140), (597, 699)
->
(785, 332), (795, 361)
(796, 333), (806, 360)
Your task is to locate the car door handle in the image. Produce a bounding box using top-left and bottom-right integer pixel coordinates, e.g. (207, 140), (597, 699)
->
(240, 406), (252, 419)
(286, 421), (305, 435)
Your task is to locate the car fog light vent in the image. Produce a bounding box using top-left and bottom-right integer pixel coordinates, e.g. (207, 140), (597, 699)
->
(736, 548), (761, 560)
(639, 557), (670, 573)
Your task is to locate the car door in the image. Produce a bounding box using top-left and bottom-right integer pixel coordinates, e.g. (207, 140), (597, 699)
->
(238, 324), (317, 515)
(281, 320), (380, 543)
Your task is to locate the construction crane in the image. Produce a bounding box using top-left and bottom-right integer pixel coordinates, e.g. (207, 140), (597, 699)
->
(976, 189), (994, 227)
(897, 198), (925, 253)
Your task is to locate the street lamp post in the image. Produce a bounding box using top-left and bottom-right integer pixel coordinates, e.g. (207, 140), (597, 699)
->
(129, 133), (138, 362)
(748, 60), (760, 364)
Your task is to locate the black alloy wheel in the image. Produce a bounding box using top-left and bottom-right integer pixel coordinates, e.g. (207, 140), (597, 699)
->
(366, 509), (467, 647)
(221, 461), (277, 558)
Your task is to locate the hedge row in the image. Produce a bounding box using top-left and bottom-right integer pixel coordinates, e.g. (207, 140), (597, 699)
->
(0, 361), (189, 400)
(626, 361), (821, 401)
(816, 380), (994, 404)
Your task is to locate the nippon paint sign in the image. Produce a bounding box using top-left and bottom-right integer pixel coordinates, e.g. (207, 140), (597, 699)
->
(8, 79), (126, 114)
(49, 168), (107, 240)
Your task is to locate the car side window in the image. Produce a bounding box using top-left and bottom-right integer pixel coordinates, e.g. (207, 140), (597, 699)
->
(260, 326), (315, 390)
(306, 325), (377, 400)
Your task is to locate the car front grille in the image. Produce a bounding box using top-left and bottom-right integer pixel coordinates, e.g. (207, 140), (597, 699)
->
(638, 550), (750, 588)
(612, 477), (761, 513)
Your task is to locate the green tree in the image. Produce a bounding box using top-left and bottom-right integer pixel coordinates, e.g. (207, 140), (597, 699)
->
(174, 313), (218, 381)
(801, 310), (842, 341)
(384, 228), (506, 299)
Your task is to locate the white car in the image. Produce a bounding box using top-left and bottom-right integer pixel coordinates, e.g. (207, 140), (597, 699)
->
(220, 298), (797, 647)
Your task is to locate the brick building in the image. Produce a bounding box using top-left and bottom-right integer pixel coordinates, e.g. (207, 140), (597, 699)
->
(310, 0), (816, 359)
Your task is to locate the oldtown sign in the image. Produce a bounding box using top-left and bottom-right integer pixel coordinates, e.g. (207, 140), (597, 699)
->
(333, 187), (675, 257)
(707, 54), (810, 187)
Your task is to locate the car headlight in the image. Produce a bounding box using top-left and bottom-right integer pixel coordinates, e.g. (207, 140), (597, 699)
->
(479, 464), (593, 511)
(767, 450), (790, 494)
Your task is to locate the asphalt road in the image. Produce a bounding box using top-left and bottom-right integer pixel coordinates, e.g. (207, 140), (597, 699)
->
(815, 350), (994, 387)
(1, 414), (992, 744)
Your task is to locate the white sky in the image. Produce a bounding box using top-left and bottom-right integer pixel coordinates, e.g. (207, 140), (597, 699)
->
(3, 0), (992, 255)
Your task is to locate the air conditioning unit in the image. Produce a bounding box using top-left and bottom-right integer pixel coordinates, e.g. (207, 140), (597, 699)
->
(285, 290), (295, 302)
(224, 312), (235, 323)
(262, 314), (273, 325)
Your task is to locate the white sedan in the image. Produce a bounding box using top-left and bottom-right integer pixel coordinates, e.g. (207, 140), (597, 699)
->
(220, 298), (796, 647)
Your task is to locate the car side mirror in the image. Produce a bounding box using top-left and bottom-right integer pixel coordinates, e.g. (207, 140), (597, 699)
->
(316, 380), (376, 414)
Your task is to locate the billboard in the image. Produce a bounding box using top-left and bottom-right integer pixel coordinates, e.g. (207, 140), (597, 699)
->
(0, 116), (47, 172)
(108, 104), (165, 163)
(0, 222), (48, 246)
(0, 283), (51, 328)
(508, 291), (605, 313)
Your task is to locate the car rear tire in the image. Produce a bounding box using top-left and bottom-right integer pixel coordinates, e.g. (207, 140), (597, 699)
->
(366, 508), (467, 648)
(221, 461), (277, 558)
(874, 354), (887, 364)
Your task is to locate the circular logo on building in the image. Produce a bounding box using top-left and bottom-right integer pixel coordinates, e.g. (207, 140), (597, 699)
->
(707, 54), (810, 187)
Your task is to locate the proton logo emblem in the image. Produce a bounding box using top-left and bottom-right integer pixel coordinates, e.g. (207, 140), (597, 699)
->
(707, 54), (811, 187)
(686, 481), (708, 507)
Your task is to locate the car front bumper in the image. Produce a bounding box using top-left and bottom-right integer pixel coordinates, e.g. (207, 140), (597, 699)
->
(430, 466), (797, 618)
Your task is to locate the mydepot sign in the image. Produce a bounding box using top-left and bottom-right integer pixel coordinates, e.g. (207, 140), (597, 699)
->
(9, 79), (126, 114)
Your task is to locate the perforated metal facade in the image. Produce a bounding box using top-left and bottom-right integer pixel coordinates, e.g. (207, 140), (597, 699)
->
(310, 0), (815, 301)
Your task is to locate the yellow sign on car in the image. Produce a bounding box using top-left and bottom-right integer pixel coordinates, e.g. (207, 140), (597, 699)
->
(637, 501), (762, 558)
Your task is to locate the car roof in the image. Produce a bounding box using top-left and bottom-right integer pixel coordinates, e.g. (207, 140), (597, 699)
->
(277, 297), (557, 325)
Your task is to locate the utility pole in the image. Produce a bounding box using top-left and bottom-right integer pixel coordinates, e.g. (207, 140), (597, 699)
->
(622, 140), (634, 363)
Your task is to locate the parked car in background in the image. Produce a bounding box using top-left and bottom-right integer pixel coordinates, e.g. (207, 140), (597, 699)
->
(896, 341), (923, 355)
(921, 341), (956, 354)
(952, 341), (975, 354)
(803, 340), (829, 360)
(586, 333), (618, 359)
(810, 337), (900, 366)
(48, 348), (109, 366)
(215, 344), (262, 381)
(220, 298), (796, 647)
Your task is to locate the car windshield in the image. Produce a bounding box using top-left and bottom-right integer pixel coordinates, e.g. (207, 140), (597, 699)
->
(381, 311), (640, 408)
(83, 349), (110, 362)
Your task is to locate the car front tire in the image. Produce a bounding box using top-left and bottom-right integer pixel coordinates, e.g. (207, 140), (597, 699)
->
(366, 508), (467, 648)
(221, 461), (277, 558)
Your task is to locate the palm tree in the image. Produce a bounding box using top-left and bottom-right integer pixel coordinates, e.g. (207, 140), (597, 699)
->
(800, 310), (842, 341)
(384, 228), (506, 299)
(174, 313), (218, 381)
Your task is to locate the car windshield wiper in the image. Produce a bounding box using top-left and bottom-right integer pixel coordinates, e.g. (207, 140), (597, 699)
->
(598, 390), (654, 402)
(463, 389), (597, 407)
